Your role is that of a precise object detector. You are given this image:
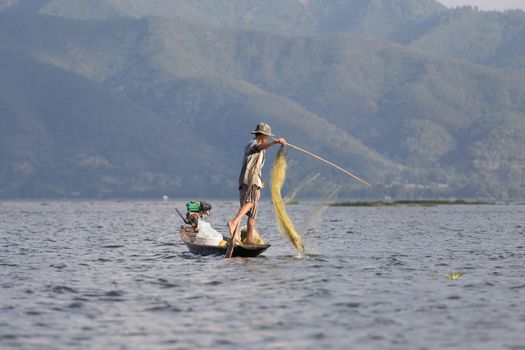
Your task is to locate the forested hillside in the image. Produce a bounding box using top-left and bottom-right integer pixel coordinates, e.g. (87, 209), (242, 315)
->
(1, 0), (524, 199)
(34, 0), (525, 70)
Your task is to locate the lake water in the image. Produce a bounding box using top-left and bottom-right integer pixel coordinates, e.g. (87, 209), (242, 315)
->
(1, 200), (524, 349)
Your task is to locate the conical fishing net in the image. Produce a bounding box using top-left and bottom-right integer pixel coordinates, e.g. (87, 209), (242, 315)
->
(270, 146), (304, 253)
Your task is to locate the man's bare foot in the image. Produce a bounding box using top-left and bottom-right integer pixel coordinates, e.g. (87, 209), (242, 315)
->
(227, 220), (237, 238)
(243, 234), (257, 245)
(243, 238), (258, 246)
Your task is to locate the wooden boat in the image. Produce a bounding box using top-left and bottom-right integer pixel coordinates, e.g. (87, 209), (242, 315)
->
(180, 226), (270, 257)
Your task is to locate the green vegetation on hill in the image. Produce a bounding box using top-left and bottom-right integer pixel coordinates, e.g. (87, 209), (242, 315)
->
(1, 1), (525, 199)
(37, 0), (447, 38)
(33, 0), (525, 71)
(410, 7), (525, 70)
(0, 48), (215, 197)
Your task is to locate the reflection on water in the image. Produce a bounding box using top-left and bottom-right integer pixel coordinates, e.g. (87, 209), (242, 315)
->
(1, 201), (525, 349)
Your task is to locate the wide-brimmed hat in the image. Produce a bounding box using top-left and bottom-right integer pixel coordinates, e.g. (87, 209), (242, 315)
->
(250, 123), (274, 136)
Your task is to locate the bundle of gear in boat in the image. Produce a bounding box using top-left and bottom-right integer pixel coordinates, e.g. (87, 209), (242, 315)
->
(177, 201), (265, 247)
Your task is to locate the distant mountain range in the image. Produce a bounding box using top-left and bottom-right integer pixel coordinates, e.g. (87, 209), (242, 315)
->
(1, 0), (524, 199)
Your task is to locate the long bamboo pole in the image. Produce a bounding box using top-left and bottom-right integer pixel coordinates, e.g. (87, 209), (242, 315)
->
(273, 138), (372, 187)
(225, 227), (238, 259)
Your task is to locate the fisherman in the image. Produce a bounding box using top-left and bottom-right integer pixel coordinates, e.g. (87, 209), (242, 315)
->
(227, 123), (286, 245)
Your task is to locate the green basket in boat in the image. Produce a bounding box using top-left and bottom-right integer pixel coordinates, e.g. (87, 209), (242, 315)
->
(186, 201), (202, 212)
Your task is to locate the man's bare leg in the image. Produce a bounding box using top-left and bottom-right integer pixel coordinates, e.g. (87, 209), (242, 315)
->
(227, 202), (254, 237)
(245, 217), (256, 244)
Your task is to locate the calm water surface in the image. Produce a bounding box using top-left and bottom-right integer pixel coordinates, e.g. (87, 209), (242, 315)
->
(1, 200), (524, 349)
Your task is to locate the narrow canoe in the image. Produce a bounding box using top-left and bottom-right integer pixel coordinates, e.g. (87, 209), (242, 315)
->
(180, 227), (270, 257)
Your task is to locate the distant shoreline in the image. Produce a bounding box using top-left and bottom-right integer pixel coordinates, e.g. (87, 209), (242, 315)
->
(3, 198), (525, 207)
(329, 199), (494, 207)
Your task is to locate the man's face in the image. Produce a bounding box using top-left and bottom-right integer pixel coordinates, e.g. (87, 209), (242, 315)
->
(257, 134), (268, 143)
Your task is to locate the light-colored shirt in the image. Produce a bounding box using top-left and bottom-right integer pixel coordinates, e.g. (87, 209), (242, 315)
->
(238, 139), (265, 189)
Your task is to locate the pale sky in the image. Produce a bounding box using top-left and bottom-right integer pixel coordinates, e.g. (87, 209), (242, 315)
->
(438, 0), (525, 11)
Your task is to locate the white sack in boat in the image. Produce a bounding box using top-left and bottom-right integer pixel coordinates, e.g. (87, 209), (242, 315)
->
(195, 220), (223, 246)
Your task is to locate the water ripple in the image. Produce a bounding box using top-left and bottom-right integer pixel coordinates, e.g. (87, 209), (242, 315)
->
(1, 201), (525, 349)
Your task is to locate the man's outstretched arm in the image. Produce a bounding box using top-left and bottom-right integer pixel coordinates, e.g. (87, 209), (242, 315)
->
(258, 138), (286, 151)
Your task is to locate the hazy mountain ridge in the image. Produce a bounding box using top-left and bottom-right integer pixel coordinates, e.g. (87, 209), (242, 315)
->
(0, 48), (210, 197)
(0, 12), (402, 197)
(1, 1), (525, 199)
(409, 7), (525, 70)
(24, 0), (525, 72)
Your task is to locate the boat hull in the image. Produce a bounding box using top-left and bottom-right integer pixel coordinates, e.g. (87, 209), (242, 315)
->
(180, 229), (270, 257)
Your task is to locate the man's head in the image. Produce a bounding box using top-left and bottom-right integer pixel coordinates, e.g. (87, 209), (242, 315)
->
(251, 123), (274, 142)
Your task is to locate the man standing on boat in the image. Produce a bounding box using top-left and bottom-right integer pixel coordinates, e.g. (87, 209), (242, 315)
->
(227, 123), (286, 245)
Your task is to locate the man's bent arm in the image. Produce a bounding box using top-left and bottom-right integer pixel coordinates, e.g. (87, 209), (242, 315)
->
(258, 138), (286, 151)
